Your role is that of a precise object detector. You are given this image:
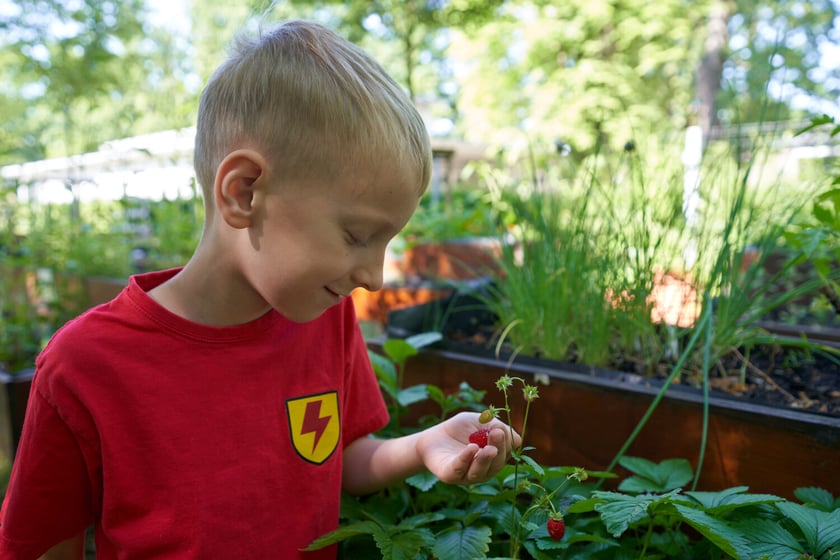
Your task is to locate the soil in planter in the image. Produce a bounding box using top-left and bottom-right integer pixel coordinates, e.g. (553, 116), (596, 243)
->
(707, 346), (840, 415)
(389, 287), (840, 418)
(445, 321), (840, 417)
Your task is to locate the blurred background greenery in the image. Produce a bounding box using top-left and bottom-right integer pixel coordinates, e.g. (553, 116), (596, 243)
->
(0, 0), (838, 164)
(1, 0), (839, 376)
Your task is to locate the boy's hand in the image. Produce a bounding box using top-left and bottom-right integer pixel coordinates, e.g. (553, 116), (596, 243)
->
(415, 412), (521, 485)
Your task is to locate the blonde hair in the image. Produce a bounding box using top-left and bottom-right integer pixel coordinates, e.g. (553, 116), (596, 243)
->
(194, 20), (431, 205)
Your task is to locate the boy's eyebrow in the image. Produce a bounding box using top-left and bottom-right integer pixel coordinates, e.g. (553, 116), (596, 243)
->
(344, 211), (405, 237)
(350, 216), (399, 235)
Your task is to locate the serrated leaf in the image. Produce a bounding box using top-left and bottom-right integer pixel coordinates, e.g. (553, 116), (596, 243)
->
(303, 520), (380, 550)
(777, 501), (840, 557)
(406, 470), (439, 492)
(397, 383), (429, 406)
(593, 491), (662, 537)
(794, 487), (837, 511)
(733, 517), (806, 560)
(398, 511), (447, 529)
(685, 487), (782, 514)
(684, 486), (750, 507)
(672, 503), (752, 559)
(463, 501), (491, 525)
(376, 527), (435, 560)
(432, 525), (492, 560)
(618, 457), (692, 492)
(567, 496), (602, 514)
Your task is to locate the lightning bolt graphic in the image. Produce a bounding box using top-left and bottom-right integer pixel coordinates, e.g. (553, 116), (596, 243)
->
(301, 400), (331, 453)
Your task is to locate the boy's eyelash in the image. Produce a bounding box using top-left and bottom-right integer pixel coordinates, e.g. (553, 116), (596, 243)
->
(345, 232), (364, 246)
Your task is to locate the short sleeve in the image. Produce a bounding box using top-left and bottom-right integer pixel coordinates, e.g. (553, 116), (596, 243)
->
(339, 302), (389, 447)
(0, 387), (95, 557)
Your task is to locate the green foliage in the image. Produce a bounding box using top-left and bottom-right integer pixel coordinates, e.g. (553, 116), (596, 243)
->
(721, 0), (840, 126)
(3, 1), (837, 168)
(474, 133), (839, 387)
(616, 457), (693, 493)
(400, 186), (510, 248)
(784, 115), (840, 317)
(369, 332), (489, 437)
(479, 139), (689, 371)
(451, 0), (701, 155)
(265, 0), (502, 123)
(0, 0), (196, 164)
(310, 343), (840, 559)
(0, 184), (202, 372)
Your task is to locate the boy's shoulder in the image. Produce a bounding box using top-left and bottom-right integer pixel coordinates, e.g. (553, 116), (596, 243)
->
(37, 296), (131, 366)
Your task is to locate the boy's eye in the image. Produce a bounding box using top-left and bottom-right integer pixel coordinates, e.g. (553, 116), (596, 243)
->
(345, 231), (364, 246)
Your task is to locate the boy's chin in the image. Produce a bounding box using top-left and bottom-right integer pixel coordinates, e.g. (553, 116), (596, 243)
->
(279, 305), (332, 324)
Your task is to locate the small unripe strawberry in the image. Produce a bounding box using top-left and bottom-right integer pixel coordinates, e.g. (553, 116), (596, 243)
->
(478, 409), (494, 424)
(468, 428), (490, 448)
(547, 516), (565, 541)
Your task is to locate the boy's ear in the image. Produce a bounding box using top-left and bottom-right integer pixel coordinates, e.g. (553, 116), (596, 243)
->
(215, 149), (268, 229)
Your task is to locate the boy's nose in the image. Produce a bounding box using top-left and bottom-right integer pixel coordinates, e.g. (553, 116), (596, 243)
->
(351, 252), (385, 292)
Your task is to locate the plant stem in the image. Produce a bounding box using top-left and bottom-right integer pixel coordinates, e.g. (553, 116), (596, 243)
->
(638, 520), (654, 560)
(601, 308), (711, 480)
(692, 293), (713, 490)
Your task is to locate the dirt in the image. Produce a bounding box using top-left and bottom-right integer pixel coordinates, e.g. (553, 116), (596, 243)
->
(442, 325), (840, 418)
(707, 344), (840, 416)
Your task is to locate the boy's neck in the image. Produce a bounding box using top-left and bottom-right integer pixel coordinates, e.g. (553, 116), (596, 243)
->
(147, 250), (272, 327)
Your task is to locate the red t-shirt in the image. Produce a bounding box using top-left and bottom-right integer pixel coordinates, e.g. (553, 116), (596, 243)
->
(0, 269), (389, 559)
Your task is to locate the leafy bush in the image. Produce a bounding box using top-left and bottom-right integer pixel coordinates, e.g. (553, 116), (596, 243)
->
(0, 181), (202, 372)
(308, 337), (839, 559)
(472, 136), (840, 385)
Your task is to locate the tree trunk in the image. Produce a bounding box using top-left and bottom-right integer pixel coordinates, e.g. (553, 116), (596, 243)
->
(695, 0), (735, 144)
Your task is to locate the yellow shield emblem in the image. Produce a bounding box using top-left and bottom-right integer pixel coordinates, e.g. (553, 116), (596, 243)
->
(286, 391), (340, 465)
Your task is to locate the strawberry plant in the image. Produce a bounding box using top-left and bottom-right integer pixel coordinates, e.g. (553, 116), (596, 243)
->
(307, 337), (840, 559)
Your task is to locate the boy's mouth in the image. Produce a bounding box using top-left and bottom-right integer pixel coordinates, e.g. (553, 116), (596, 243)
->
(325, 287), (344, 301)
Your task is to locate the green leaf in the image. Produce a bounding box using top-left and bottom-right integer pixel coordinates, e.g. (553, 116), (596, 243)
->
(383, 338), (419, 365)
(684, 486), (783, 514)
(567, 496), (602, 514)
(519, 454), (545, 478)
(672, 503), (753, 559)
(432, 525), (492, 560)
(375, 527), (435, 560)
(733, 517), (807, 560)
(303, 520), (380, 550)
(683, 486), (750, 506)
(406, 470), (439, 492)
(776, 501), (840, 557)
(592, 491), (665, 537)
(795, 114), (835, 136)
(426, 384), (445, 402)
(368, 350), (396, 389)
(405, 331), (443, 350)
(617, 457), (693, 492)
(398, 511), (447, 529)
(463, 501), (491, 526)
(794, 487), (837, 511)
(397, 384), (429, 406)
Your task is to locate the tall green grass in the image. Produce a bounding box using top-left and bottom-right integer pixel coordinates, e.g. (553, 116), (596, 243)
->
(478, 131), (839, 379)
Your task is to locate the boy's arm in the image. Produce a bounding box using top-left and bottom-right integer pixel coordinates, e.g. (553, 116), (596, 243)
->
(342, 412), (519, 495)
(38, 534), (84, 560)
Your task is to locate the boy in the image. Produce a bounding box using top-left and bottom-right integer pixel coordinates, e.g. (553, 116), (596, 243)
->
(0, 20), (519, 559)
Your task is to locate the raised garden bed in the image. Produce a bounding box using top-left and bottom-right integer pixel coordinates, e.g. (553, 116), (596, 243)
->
(384, 292), (840, 499)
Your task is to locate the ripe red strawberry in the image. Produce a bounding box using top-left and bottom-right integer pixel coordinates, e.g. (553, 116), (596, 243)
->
(468, 428), (490, 448)
(547, 516), (566, 541)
